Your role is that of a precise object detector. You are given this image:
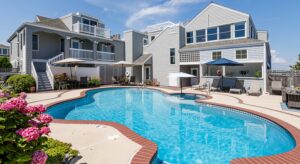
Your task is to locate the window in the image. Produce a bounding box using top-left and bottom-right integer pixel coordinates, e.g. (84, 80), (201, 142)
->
(71, 40), (80, 49)
(207, 27), (218, 41)
(186, 31), (193, 44)
(143, 38), (148, 45)
(235, 22), (245, 38)
(82, 18), (89, 25)
(32, 34), (39, 50)
(0, 48), (2, 54)
(60, 39), (65, 52)
(90, 20), (97, 26)
(236, 50), (247, 59)
(170, 48), (175, 64)
(20, 34), (23, 49)
(151, 36), (155, 41)
(196, 29), (206, 42)
(3, 49), (8, 55)
(82, 18), (97, 26)
(212, 51), (222, 60)
(219, 25), (231, 40)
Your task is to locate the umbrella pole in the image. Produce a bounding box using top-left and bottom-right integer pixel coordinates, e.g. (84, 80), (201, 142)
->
(180, 78), (183, 96)
(70, 65), (73, 79)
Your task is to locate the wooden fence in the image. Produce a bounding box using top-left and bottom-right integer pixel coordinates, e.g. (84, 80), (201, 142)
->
(267, 70), (300, 92)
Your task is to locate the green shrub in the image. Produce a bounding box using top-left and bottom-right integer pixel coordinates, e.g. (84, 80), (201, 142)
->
(7, 74), (35, 93)
(45, 138), (78, 164)
(88, 79), (101, 87)
(0, 57), (12, 68)
(255, 71), (262, 78)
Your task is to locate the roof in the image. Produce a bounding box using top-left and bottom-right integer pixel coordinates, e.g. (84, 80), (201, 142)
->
(0, 44), (9, 48)
(34, 17), (69, 31)
(133, 53), (152, 65)
(179, 38), (265, 52)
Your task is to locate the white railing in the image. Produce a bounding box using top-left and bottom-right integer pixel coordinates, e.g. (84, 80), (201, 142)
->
(179, 51), (200, 63)
(72, 22), (111, 39)
(31, 62), (39, 91)
(70, 48), (94, 59)
(95, 51), (115, 61)
(46, 62), (54, 90)
(48, 53), (64, 65)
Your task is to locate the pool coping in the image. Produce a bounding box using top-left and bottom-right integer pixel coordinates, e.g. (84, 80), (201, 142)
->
(45, 86), (300, 164)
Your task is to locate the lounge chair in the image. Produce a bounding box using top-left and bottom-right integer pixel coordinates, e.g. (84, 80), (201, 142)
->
(210, 79), (221, 91)
(229, 80), (244, 94)
(247, 81), (262, 96)
(112, 76), (119, 85)
(192, 80), (208, 90)
(270, 81), (282, 95)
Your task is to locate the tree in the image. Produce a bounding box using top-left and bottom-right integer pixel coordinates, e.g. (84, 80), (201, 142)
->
(290, 54), (300, 70)
(0, 57), (12, 68)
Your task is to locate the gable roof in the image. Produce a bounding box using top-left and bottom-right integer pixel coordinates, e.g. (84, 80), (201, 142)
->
(185, 3), (249, 28)
(133, 53), (152, 65)
(33, 17), (69, 31)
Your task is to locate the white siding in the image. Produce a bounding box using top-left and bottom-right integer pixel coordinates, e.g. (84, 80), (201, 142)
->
(185, 4), (249, 36)
(200, 45), (265, 63)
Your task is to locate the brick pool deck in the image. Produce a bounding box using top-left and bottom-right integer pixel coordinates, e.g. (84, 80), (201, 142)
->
(27, 86), (300, 164)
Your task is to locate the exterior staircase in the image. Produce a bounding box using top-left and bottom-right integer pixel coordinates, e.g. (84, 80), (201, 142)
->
(37, 72), (52, 91)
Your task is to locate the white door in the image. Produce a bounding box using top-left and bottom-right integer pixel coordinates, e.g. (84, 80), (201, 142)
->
(190, 68), (199, 85)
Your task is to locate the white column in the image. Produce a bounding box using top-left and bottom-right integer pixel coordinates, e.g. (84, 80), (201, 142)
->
(93, 41), (98, 60)
(142, 64), (145, 84)
(222, 66), (226, 76)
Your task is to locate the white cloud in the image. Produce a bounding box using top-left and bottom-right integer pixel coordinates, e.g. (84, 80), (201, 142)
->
(125, 0), (207, 28)
(271, 49), (287, 64)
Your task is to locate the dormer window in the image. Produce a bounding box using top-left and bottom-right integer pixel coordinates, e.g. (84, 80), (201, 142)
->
(235, 22), (245, 38)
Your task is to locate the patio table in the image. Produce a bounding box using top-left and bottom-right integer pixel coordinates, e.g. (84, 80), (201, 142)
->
(283, 88), (300, 109)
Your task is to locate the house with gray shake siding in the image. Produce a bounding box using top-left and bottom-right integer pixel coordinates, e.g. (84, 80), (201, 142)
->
(7, 3), (271, 92)
(124, 3), (271, 92)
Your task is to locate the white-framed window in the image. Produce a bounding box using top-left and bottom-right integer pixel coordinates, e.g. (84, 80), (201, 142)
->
(219, 25), (231, 40)
(207, 27), (218, 41)
(186, 31), (193, 44)
(82, 17), (97, 26)
(151, 36), (155, 41)
(3, 49), (8, 55)
(196, 29), (206, 42)
(170, 48), (175, 64)
(143, 38), (148, 45)
(235, 22), (245, 38)
(212, 51), (222, 60)
(145, 66), (151, 80)
(32, 34), (39, 50)
(236, 50), (247, 59)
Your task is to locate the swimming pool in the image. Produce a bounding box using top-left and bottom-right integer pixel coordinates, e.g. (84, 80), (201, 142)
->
(47, 88), (295, 163)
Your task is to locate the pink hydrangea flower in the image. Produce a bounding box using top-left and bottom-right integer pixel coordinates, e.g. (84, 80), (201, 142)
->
(34, 104), (46, 113)
(7, 97), (27, 111)
(22, 104), (46, 114)
(31, 150), (48, 164)
(0, 102), (15, 111)
(37, 114), (53, 124)
(19, 92), (27, 99)
(0, 91), (10, 98)
(39, 127), (51, 135)
(16, 127), (40, 142)
(28, 120), (39, 127)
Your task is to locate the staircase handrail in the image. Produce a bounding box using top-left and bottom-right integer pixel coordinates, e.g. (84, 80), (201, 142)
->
(46, 53), (64, 89)
(31, 61), (39, 91)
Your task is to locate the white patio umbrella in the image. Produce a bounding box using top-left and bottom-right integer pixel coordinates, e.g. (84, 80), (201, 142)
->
(112, 61), (135, 76)
(168, 72), (196, 95)
(54, 58), (85, 79)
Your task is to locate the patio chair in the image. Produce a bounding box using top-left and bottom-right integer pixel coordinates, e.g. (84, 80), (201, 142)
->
(222, 78), (237, 91)
(152, 78), (160, 86)
(247, 80), (262, 96)
(210, 79), (221, 91)
(192, 80), (207, 90)
(79, 77), (88, 88)
(112, 76), (119, 85)
(270, 80), (282, 95)
(229, 80), (244, 94)
(129, 76), (136, 85)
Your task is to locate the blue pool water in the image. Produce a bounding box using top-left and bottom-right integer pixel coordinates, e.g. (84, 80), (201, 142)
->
(47, 88), (295, 164)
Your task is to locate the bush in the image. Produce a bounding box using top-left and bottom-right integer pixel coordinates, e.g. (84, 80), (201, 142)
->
(0, 57), (12, 68)
(44, 138), (78, 164)
(88, 79), (101, 87)
(7, 74), (36, 93)
(0, 93), (52, 163)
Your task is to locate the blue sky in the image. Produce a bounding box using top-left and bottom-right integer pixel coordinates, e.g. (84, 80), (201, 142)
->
(0, 0), (299, 69)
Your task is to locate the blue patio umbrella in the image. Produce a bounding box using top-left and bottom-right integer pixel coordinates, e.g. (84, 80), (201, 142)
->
(205, 58), (243, 90)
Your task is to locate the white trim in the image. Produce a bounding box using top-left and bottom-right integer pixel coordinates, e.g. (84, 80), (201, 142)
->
(32, 59), (48, 62)
(179, 62), (200, 65)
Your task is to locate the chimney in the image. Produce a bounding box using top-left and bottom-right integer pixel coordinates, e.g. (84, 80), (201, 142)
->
(112, 34), (121, 40)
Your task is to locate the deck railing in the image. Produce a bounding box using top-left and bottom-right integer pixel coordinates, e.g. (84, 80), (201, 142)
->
(72, 22), (111, 39)
(95, 51), (115, 61)
(69, 48), (94, 60)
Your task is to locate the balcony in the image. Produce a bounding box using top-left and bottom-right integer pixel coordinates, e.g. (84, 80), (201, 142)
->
(179, 51), (200, 64)
(72, 22), (111, 39)
(69, 48), (115, 61)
